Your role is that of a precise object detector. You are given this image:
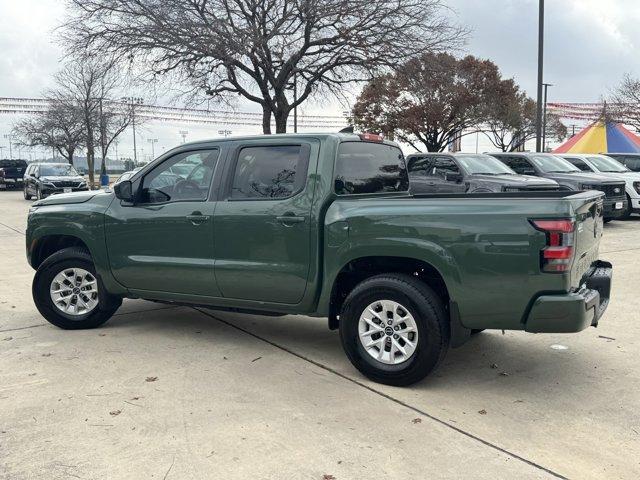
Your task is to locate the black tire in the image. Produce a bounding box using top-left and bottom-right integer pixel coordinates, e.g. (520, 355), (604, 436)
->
(603, 218), (613, 224)
(23, 185), (32, 200)
(339, 273), (450, 386)
(32, 247), (122, 330)
(470, 329), (485, 335)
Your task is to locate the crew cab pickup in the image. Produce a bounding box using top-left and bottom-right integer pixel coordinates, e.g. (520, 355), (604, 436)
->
(26, 133), (612, 386)
(489, 152), (627, 221)
(407, 153), (559, 194)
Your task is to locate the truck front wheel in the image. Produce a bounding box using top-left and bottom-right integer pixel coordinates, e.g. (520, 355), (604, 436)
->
(339, 274), (450, 386)
(32, 247), (122, 329)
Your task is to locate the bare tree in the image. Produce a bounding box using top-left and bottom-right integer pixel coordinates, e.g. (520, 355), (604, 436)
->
(13, 99), (85, 164)
(484, 93), (566, 152)
(611, 74), (640, 131)
(62, 0), (464, 133)
(50, 56), (133, 186)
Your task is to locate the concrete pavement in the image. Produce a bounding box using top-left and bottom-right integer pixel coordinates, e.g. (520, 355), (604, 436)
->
(1, 190), (639, 479)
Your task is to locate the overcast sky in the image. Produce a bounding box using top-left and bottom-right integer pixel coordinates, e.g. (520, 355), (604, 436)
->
(2, 0), (640, 158)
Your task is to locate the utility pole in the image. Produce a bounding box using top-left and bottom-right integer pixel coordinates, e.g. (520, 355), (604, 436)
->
(218, 130), (232, 138)
(3, 134), (12, 159)
(122, 97), (143, 165)
(542, 83), (553, 152)
(179, 130), (189, 143)
(535, 0), (545, 152)
(0, 146), (4, 158)
(147, 138), (158, 159)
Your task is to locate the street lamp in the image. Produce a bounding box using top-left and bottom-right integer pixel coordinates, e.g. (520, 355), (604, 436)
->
(542, 82), (553, 152)
(122, 97), (144, 164)
(179, 130), (189, 143)
(218, 130), (232, 138)
(147, 138), (158, 159)
(3, 134), (13, 159)
(535, 0), (545, 152)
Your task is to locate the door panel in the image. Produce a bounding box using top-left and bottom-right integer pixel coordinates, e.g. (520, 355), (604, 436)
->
(432, 156), (466, 193)
(105, 148), (221, 296)
(214, 142), (317, 304)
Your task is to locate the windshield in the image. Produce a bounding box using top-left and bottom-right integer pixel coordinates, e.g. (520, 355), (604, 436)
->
(40, 164), (79, 177)
(529, 155), (580, 173)
(455, 154), (516, 175)
(587, 155), (629, 172)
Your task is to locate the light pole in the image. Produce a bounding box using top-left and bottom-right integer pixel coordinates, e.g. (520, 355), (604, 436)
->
(535, 0), (545, 152)
(0, 146), (4, 158)
(218, 130), (232, 138)
(3, 134), (12, 159)
(179, 130), (189, 143)
(542, 82), (553, 152)
(148, 138), (158, 159)
(122, 97), (143, 165)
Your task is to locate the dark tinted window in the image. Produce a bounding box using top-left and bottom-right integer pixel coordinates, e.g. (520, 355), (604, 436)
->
(431, 156), (460, 178)
(142, 149), (219, 203)
(496, 156), (536, 175)
(230, 145), (307, 199)
(0, 160), (27, 168)
(623, 156), (640, 171)
(407, 156), (433, 176)
(335, 142), (408, 195)
(564, 157), (592, 172)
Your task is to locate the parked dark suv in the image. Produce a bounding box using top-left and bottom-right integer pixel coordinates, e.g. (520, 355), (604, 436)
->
(406, 153), (559, 194)
(23, 163), (88, 200)
(605, 153), (640, 172)
(489, 152), (627, 221)
(0, 159), (28, 190)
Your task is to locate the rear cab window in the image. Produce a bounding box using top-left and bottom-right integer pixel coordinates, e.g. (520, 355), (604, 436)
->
(335, 142), (408, 195)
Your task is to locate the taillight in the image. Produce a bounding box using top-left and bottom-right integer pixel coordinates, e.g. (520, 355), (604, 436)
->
(359, 133), (384, 142)
(530, 219), (575, 273)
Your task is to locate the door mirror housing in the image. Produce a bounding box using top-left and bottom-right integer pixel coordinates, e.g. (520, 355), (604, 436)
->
(114, 180), (134, 202)
(445, 172), (463, 183)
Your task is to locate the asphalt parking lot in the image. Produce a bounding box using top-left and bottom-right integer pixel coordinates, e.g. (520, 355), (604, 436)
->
(1, 190), (639, 480)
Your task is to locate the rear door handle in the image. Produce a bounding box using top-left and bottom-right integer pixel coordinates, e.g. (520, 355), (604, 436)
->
(187, 212), (210, 225)
(276, 214), (306, 225)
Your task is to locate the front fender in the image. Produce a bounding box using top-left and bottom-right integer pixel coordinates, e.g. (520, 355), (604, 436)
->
(26, 197), (126, 295)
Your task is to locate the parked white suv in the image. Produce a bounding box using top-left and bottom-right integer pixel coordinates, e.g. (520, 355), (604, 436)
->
(561, 154), (640, 218)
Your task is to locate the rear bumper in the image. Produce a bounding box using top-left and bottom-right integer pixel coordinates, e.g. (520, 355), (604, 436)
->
(0, 178), (23, 188)
(525, 261), (612, 333)
(603, 197), (627, 218)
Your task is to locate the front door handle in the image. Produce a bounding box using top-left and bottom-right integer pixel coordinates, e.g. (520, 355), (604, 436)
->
(276, 214), (306, 225)
(187, 212), (210, 225)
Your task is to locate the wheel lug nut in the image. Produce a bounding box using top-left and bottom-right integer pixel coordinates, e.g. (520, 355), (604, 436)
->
(387, 320), (392, 325)
(394, 326), (399, 331)
(393, 334), (399, 339)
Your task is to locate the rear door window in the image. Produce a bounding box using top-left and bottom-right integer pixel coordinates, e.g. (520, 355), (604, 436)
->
(230, 145), (309, 200)
(335, 142), (408, 195)
(407, 156), (433, 176)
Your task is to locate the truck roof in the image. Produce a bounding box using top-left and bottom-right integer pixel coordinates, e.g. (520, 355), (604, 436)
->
(178, 132), (400, 148)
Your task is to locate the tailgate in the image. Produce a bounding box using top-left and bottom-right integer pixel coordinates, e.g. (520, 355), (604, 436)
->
(570, 192), (604, 288)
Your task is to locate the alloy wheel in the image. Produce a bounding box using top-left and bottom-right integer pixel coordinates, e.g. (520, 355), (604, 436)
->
(358, 299), (419, 365)
(49, 267), (99, 316)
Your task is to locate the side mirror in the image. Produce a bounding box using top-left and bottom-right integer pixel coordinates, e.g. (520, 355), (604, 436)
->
(445, 172), (463, 183)
(114, 180), (134, 202)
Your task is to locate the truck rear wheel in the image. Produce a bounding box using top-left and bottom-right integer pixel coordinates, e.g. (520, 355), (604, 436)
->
(32, 247), (122, 330)
(339, 273), (450, 386)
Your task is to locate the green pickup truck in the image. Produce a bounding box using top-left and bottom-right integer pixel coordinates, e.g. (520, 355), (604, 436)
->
(26, 133), (612, 385)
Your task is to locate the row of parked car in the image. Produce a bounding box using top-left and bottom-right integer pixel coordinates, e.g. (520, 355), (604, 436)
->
(2, 151), (640, 221)
(407, 152), (640, 221)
